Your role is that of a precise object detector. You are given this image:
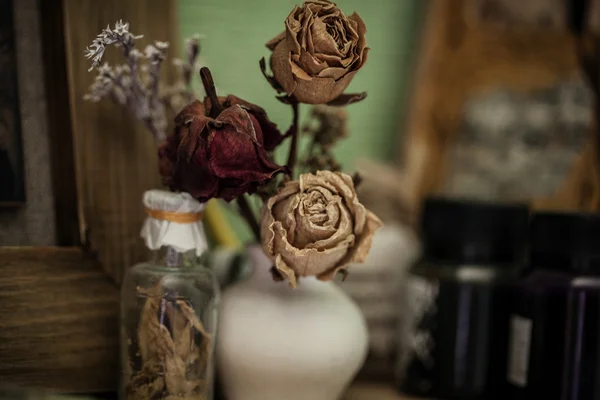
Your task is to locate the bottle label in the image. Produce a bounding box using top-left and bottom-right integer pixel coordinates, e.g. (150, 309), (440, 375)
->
(396, 275), (439, 385)
(507, 314), (532, 387)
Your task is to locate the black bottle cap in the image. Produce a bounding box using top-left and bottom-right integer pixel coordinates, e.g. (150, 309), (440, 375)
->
(420, 197), (530, 265)
(529, 211), (600, 274)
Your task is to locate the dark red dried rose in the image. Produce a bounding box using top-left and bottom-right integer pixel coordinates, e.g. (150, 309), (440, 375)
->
(159, 95), (288, 202)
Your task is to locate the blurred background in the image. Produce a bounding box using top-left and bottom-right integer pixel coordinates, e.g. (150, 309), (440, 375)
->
(1, 0), (599, 399)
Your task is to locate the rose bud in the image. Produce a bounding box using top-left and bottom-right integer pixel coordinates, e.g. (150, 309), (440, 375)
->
(266, 0), (368, 104)
(260, 170), (382, 287)
(159, 70), (288, 202)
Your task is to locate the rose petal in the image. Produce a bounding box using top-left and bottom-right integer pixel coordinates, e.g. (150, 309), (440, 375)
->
(284, 6), (302, 55)
(207, 119), (287, 199)
(273, 192), (300, 243)
(292, 69), (358, 104)
(298, 48), (329, 75)
(274, 219), (349, 277)
(304, 200), (354, 251)
(311, 17), (342, 57)
(266, 31), (286, 51)
(317, 66), (350, 80)
(313, 52), (352, 68)
(274, 254), (297, 288)
(343, 210), (383, 266)
(299, 5), (314, 51)
(216, 105), (259, 144)
(294, 201), (337, 248)
(270, 41), (299, 95)
(226, 95), (285, 151)
(349, 12), (367, 47)
(261, 180), (300, 252)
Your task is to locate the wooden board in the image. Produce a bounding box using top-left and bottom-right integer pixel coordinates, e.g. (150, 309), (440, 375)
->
(39, 0), (80, 246)
(62, 0), (178, 284)
(0, 247), (119, 393)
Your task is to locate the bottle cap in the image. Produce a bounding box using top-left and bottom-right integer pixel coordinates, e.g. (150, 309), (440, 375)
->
(140, 189), (208, 256)
(420, 197), (529, 266)
(530, 211), (600, 274)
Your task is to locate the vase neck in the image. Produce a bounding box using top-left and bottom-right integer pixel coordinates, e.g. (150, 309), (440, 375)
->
(246, 245), (323, 290)
(153, 246), (197, 268)
(247, 245), (279, 288)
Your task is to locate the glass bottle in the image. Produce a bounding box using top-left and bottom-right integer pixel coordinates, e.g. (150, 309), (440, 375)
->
(505, 212), (577, 400)
(560, 213), (600, 400)
(396, 197), (529, 400)
(120, 190), (220, 400)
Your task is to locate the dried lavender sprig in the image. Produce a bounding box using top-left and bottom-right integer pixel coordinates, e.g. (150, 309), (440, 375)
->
(85, 20), (143, 72)
(84, 21), (206, 143)
(84, 21), (169, 142)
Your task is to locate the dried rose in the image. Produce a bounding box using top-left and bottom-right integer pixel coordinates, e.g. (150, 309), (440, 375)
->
(159, 95), (288, 202)
(266, 0), (368, 104)
(260, 170), (382, 287)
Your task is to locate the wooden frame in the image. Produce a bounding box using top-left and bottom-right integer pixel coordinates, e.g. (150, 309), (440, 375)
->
(0, 0), (178, 393)
(0, 248), (119, 392)
(399, 0), (599, 213)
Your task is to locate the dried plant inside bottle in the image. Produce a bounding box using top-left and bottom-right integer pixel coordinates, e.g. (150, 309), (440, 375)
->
(120, 190), (219, 400)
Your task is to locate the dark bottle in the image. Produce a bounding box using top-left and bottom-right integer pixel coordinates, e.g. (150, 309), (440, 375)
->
(396, 197), (529, 400)
(560, 213), (600, 400)
(505, 212), (577, 400)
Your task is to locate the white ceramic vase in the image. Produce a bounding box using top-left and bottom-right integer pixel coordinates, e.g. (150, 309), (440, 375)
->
(217, 245), (369, 400)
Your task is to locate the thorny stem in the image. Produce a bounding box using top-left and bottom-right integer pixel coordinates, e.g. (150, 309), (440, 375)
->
(287, 101), (300, 177)
(237, 195), (261, 242)
(200, 67), (223, 118)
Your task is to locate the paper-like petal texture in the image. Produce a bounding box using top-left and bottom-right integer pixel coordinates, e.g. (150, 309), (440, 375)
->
(261, 171), (382, 287)
(159, 95), (287, 202)
(266, 0), (368, 104)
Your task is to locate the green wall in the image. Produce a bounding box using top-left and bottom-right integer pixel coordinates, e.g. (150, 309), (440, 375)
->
(178, 0), (423, 242)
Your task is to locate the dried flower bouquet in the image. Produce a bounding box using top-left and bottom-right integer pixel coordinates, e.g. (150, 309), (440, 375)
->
(85, 1), (381, 397)
(85, 0), (381, 288)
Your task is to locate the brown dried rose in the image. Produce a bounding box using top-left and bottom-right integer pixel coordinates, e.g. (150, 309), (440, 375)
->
(260, 170), (382, 287)
(266, 0), (368, 104)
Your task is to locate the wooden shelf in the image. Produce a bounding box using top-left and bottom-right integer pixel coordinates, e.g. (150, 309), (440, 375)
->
(345, 383), (418, 400)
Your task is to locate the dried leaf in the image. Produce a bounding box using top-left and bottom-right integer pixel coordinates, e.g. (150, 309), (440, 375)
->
(326, 92), (367, 106)
(165, 301), (194, 362)
(260, 57), (284, 93)
(128, 284), (213, 399)
(137, 290), (162, 364)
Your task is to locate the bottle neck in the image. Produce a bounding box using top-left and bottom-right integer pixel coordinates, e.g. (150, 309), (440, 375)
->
(153, 246), (198, 268)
